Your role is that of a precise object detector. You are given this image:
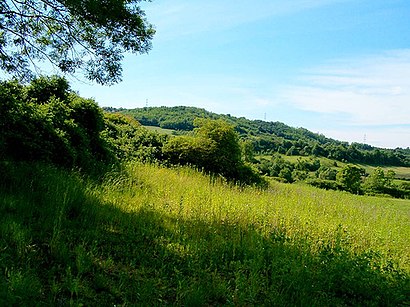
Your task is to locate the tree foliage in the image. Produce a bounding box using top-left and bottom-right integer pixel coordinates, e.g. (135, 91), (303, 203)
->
(336, 165), (365, 194)
(0, 76), (114, 172)
(194, 118), (242, 176)
(162, 119), (264, 185)
(103, 112), (167, 162)
(0, 0), (155, 84)
(362, 168), (410, 198)
(364, 167), (392, 194)
(1, 76), (266, 184)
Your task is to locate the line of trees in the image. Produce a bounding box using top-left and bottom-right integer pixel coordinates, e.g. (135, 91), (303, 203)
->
(255, 155), (410, 198)
(2, 76), (409, 195)
(117, 106), (410, 167)
(1, 76), (264, 185)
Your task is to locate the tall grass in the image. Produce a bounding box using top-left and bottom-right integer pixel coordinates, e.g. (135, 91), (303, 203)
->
(1, 161), (409, 305)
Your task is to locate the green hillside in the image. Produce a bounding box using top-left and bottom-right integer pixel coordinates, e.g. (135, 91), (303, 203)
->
(112, 106), (410, 167)
(1, 161), (409, 305)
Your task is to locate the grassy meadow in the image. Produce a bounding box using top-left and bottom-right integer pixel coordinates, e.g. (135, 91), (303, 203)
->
(144, 125), (181, 135)
(1, 161), (409, 305)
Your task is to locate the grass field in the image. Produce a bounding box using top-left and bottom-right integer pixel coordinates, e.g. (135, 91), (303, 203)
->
(1, 161), (409, 305)
(144, 125), (180, 135)
(364, 165), (410, 180)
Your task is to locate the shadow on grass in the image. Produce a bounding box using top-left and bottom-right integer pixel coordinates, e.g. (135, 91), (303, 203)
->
(0, 162), (409, 306)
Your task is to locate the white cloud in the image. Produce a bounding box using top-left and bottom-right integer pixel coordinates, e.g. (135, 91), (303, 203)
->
(281, 50), (410, 126)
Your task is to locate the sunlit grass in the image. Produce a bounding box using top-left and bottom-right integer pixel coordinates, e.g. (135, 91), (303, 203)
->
(1, 161), (409, 305)
(143, 125), (182, 135)
(102, 163), (410, 268)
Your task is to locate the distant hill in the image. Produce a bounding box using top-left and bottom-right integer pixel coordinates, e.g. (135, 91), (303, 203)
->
(104, 106), (410, 167)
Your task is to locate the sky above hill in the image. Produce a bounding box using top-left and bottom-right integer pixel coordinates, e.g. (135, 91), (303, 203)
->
(72, 0), (410, 149)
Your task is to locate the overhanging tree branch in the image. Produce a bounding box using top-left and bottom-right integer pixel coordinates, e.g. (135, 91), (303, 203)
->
(0, 0), (155, 84)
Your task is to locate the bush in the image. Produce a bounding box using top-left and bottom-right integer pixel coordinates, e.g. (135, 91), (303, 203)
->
(162, 119), (263, 185)
(306, 179), (341, 191)
(103, 113), (166, 162)
(399, 181), (410, 191)
(232, 163), (268, 186)
(316, 166), (337, 180)
(25, 75), (70, 104)
(0, 76), (114, 174)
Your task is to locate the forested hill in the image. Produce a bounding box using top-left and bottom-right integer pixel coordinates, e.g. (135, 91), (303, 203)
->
(105, 106), (410, 167)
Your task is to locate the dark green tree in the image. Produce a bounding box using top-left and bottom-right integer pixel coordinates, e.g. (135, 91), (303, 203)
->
(279, 167), (293, 183)
(25, 75), (71, 104)
(286, 145), (298, 156)
(241, 139), (255, 163)
(162, 118), (263, 184)
(336, 165), (365, 194)
(363, 167), (395, 194)
(103, 112), (166, 162)
(316, 166), (337, 181)
(194, 118), (242, 177)
(0, 0), (155, 84)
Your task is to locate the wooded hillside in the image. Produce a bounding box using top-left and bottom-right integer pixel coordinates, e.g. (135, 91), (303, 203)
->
(107, 106), (410, 167)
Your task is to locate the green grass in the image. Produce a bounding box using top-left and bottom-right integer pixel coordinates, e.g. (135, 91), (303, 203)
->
(1, 161), (409, 305)
(363, 165), (410, 180)
(144, 125), (180, 135)
(279, 155), (340, 166)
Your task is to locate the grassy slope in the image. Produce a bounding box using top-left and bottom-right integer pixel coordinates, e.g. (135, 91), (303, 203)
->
(144, 125), (180, 135)
(1, 162), (409, 305)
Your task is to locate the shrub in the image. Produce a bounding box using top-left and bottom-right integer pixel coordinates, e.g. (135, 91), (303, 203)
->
(306, 179), (341, 191)
(316, 166), (337, 180)
(0, 76), (114, 174)
(162, 119), (263, 185)
(103, 113), (167, 162)
(25, 75), (70, 104)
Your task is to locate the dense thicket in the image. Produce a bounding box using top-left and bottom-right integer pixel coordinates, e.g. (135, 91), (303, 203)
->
(103, 112), (166, 163)
(116, 106), (410, 167)
(255, 154), (410, 198)
(0, 76), (113, 173)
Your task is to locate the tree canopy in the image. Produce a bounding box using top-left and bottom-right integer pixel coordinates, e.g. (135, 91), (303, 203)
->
(0, 0), (155, 84)
(162, 118), (264, 185)
(336, 165), (365, 195)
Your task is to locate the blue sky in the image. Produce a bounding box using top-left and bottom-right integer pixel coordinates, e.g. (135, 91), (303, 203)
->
(72, 0), (410, 148)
